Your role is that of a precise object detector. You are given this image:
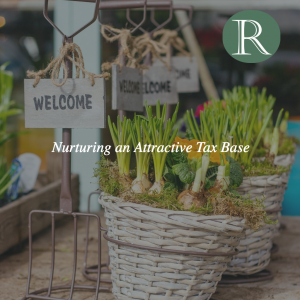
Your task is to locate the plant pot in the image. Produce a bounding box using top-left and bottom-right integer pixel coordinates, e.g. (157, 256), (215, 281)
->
(225, 174), (286, 275)
(224, 223), (275, 275)
(274, 153), (295, 167)
(237, 174), (287, 214)
(238, 173), (287, 236)
(99, 193), (246, 300)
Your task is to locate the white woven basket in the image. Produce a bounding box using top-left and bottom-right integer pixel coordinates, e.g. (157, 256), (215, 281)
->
(225, 223), (275, 275)
(237, 174), (287, 212)
(253, 153), (295, 167)
(99, 193), (246, 300)
(225, 174), (286, 275)
(274, 154), (295, 167)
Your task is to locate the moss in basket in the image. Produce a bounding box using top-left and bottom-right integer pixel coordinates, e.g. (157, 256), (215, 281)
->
(94, 158), (124, 196)
(242, 159), (290, 177)
(96, 154), (268, 231)
(278, 137), (296, 155)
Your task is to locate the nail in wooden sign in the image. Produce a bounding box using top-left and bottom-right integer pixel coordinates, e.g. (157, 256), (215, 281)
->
(153, 56), (200, 93)
(143, 66), (178, 106)
(24, 78), (106, 128)
(112, 65), (143, 111)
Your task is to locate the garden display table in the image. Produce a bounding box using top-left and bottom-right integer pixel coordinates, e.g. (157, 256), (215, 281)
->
(1, 215), (300, 300)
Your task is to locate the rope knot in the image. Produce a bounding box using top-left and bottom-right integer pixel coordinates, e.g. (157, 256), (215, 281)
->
(101, 25), (136, 70)
(27, 42), (110, 87)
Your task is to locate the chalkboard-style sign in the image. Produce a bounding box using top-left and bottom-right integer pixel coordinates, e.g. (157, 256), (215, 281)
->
(24, 78), (106, 128)
(153, 56), (200, 93)
(112, 65), (143, 111)
(143, 66), (178, 106)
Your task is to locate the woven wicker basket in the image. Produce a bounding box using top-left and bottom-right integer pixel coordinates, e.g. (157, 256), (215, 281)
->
(225, 174), (287, 275)
(99, 193), (246, 300)
(237, 174), (287, 212)
(224, 223), (275, 275)
(274, 154), (295, 167)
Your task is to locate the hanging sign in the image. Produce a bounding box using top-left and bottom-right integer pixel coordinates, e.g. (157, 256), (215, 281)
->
(112, 65), (143, 111)
(24, 78), (106, 128)
(143, 65), (178, 106)
(153, 56), (200, 93)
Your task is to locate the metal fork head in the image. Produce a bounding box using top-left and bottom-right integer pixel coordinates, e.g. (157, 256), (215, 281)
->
(23, 210), (108, 300)
(82, 191), (111, 283)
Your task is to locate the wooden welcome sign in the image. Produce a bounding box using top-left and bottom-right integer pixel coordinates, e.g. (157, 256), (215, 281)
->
(153, 56), (200, 93)
(24, 78), (106, 128)
(143, 65), (178, 106)
(112, 65), (143, 111)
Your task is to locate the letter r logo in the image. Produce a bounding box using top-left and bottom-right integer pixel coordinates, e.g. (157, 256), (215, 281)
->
(232, 20), (271, 56)
(223, 10), (280, 63)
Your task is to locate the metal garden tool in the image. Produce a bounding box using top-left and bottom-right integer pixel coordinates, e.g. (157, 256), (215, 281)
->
(22, 0), (109, 299)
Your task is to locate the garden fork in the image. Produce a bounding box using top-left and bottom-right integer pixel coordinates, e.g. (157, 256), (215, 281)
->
(22, 0), (109, 299)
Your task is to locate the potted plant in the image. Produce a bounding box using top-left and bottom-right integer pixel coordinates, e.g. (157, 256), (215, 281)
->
(186, 92), (286, 275)
(95, 101), (267, 299)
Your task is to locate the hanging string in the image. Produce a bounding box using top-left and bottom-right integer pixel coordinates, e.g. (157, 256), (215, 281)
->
(100, 27), (191, 72)
(153, 29), (191, 66)
(27, 42), (110, 87)
(130, 33), (171, 70)
(101, 25), (140, 71)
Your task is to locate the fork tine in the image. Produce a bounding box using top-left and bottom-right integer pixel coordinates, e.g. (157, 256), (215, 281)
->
(94, 214), (101, 300)
(47, 213), (56, 297)
(25, 211), (34, 296)
(68, 215), (77, 300)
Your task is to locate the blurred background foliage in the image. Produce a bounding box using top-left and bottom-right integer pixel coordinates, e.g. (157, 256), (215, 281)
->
(1, 7), (300, 165)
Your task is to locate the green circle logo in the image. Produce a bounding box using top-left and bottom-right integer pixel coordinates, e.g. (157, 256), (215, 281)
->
(223, 10), (280, 63)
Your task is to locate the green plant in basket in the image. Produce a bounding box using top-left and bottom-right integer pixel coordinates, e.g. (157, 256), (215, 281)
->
(107, 115), (132, 188)
(95, 99), (268, 231)
(142, 100), (179, 194)
(130, 114), (152, 193)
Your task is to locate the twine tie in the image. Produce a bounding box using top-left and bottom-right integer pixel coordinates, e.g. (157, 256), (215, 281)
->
(27, 42), (110, 87)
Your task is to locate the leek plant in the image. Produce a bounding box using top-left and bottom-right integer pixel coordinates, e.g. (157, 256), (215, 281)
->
(130, 115), (152, 193)
(107, 115), (132, 186)
(143, 101), (179, 195)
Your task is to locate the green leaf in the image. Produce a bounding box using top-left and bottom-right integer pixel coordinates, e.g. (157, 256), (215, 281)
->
(169, 151), (188, 164)
(226, 155), (243, 187)
(164, 172), (175, 183)
(229, 189), (241, 198)
(206, 166), (218, 180)
(205, 177), (215, 190)
(173, 163), (195, 184)
(163, 182), (177, 191)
